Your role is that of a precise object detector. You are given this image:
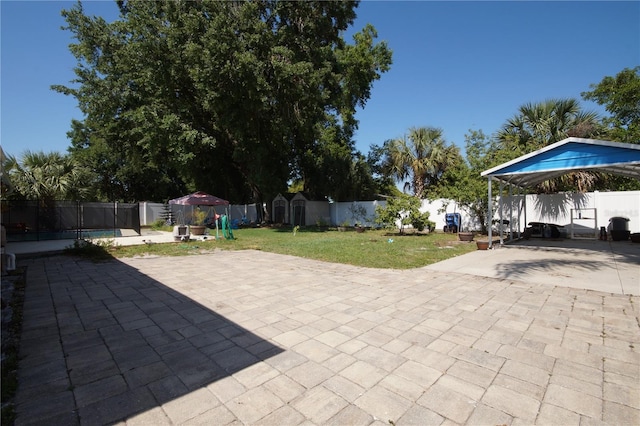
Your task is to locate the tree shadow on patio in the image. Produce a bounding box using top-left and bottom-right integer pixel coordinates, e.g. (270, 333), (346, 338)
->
(14, 255), (284, 424)
(493, 239), (639, 281)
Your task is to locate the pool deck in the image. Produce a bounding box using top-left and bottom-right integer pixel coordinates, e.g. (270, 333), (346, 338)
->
(5, 229), (178, 256)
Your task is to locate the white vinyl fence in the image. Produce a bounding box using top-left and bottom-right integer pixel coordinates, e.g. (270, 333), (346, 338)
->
(140, 191), (640, 235)
(499, 191), (640, 237)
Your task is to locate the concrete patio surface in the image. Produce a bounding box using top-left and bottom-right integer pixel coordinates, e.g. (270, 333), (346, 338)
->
(426, 238), (640, 296)
(5, 229), (178, 256)
(10, 241), (640, 425)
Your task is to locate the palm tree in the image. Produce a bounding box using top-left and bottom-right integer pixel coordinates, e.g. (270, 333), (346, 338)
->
(4, 150), (91, 229)
(5, 150), (90, 201)
(385, 126), (460, 198)
(497, 98), (602, 192)
(498, 98), (600, 152)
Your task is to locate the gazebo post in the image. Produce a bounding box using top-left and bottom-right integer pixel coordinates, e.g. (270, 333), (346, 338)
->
(215, 212), (219, 239)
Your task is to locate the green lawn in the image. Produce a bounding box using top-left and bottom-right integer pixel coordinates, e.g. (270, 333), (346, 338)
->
(104, 227), (478, 269)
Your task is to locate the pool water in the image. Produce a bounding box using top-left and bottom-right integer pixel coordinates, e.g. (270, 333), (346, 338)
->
(7, 229), (123, 242)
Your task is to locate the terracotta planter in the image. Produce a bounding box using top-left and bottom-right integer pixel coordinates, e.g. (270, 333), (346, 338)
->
(190, 225), (207, 235)
(476, 240), (490, 250)
(458, 232), (474, 242)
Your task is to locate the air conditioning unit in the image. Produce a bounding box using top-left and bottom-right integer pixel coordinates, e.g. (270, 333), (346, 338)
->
(173, 225), (190, 241)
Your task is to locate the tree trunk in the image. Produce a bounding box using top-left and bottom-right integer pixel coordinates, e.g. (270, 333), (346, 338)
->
(413, 176), (425, 198)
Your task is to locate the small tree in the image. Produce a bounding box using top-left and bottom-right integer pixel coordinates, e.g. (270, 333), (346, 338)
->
(429, 130), (507, 233)
(374, 193), (433, 234)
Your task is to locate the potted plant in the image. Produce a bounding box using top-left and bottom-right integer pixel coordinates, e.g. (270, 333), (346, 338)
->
(190, 208), (208, 235)
(475, 239), (490, 250)
(475, 235), (497, 250)
(458, 231), (474, 242)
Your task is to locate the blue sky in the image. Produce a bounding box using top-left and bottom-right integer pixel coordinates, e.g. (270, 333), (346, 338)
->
(2, 1), (639, 160)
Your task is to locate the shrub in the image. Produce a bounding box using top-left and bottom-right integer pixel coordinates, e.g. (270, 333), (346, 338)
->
(189, 209), (207, 225)
(375, 193), (434, 233)
(409, 210), (433, 231)
(151, 218), (167, 230)
(64, 238), (115, 261)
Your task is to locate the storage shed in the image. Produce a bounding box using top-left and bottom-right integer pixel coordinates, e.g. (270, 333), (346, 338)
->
(272, 193), (296, 224)
(289, 192), (331, 227)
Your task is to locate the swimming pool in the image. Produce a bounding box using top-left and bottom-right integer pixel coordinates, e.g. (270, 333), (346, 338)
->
(7, 229), (123, 242)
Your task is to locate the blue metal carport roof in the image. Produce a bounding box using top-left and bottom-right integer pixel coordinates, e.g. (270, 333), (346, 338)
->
(481, 137), (640, 187)
(480, 137), (640, 247)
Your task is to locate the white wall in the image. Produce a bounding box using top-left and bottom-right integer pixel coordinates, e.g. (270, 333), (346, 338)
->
(331, 200), (385, 227)
(139, 202), (167, 226)
(418, 199), (481, 232)
(499, 191), (640, 235)
(228, 204), (259, 224)
(141, 191), (640, 232)
(329, 191), (639, 232)
(330, 199), (478, 230)
(303, 201), (331, 226)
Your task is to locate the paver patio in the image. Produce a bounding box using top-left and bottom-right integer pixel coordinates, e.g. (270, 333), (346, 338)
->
(12, 249), (640, 425)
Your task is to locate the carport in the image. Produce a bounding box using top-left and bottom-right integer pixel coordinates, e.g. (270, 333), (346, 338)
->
(481, 137), (640, 247)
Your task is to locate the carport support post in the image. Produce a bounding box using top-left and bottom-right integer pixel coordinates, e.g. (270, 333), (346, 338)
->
(509, 183), (513, 241)
(487, 177), (493, 248)
(499, 181), (504, 246)
(517, 185), (523, 239)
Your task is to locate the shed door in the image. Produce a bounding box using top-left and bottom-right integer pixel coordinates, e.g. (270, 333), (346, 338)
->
(292, 200), (305, 226)
(274, 200), (286, 224)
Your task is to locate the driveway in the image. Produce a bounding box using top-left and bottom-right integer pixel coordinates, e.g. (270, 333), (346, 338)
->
(12, 248), (640, 425)
(425, 238), (640, 295)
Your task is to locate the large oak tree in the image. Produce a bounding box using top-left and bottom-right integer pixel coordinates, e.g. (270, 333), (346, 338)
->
(54, 0), (392, 205)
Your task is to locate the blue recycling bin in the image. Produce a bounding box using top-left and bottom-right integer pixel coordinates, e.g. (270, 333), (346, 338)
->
(443, 213), (461, 233)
